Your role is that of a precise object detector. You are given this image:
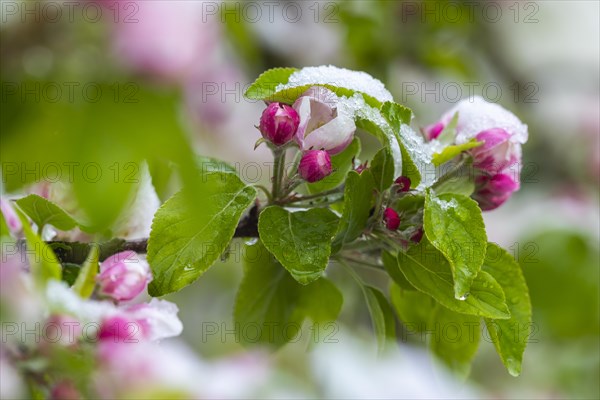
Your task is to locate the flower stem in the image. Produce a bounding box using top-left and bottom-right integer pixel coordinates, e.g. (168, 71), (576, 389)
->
(271, 148), (286, 202)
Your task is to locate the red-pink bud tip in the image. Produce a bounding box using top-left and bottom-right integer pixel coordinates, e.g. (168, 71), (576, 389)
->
(394, 176), (411, 192)
(259, 102), (300, 146)
(383, 207), (401, 231)
(410, 227), (424, 243)
(355, 161), (369, 174)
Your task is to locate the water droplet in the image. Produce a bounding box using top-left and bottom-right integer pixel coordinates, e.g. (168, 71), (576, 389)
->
(458, 293), (469, 301)
(183, 264), (194, 272)
(506, 357), (521, 377)
(245, 238), (258, 246)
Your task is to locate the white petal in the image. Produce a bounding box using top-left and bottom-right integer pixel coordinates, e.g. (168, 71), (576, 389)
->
(302, 115), (356, 154)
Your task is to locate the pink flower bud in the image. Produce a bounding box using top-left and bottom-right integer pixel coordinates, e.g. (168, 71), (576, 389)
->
(383, 208), (401, 231)
(423, 122), (444, 141)
(298, 150), (332, 183)
(259, 102), (300, 146)
(394, 176), (411, 192)
(471, 128), (518, 173)
(0, 198), (22, 235)
(96, 251), (152, 302)
(472, 173), (520, 211)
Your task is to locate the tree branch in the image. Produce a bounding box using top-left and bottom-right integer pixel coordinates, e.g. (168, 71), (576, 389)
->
(44, 203), (260, 264)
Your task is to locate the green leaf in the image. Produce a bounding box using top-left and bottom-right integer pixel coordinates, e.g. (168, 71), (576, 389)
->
(307, 137), (361, 194)
(147, 172), (256, 296)
(195, 155), (237, 175)
(370, 146), (395, 192)
(333, 171), (375, 250)
(381, 101), (412, 126)
(382, 250), (414, 290)
(397, 239), (510, 319)
(483, 243), (532, 376)
(436, 112), (459, 145)
(245, 67), (387, 108)
(2, 84), (199, 232)
(234, 241), (342, 347)
(72, 245), (99, 298)
(15, 194), (79, 231)
(364, 286), (397, 353)
(390, 283), (434, 331)
(424, 191), (487, 299)
(433, 172), (475, 196)
(380, 101), (421, 187)
(432, 139), (481, 166)
(244, 67), (298, 101)
(17, 210), (62, 286)
(61, 263), (81, 286)
(258, 206), (339, 285)
(429, 304), (481, 378)
(398, 142), (421, 188)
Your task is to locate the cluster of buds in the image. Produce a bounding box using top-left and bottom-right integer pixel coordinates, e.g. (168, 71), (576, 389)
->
(382, 175), (424, 243)
(258, 87), (356, 183)
(425, 96), (528, 211)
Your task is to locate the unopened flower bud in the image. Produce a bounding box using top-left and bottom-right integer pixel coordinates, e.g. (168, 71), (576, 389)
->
(394, 176), (411, 192)
(471, 128), (517, 173)
(259, 102), (300, 146)
(383, 207), (401, 231)
(410, 227), (424, 243)
(298, 150), (332, 183)
(472, 173), (519, 211)
(96, 251), (152, 302)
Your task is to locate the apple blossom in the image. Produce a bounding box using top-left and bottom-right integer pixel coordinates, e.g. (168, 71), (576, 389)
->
(430, 96), (528, 146)
(472, 173), (520, 211)
(298, 150), (332, 183)
(96, 251), (152, 302)
(259, 102), (300, 146)
(470, 128), (519, 174)
(293, 87), (356, 155)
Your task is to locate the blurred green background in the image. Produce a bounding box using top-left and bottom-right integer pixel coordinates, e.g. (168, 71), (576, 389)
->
(1, 1), (598, 398)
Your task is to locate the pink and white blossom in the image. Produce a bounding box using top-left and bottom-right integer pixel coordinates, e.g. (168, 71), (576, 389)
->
(293, 87), (356, 155)
(470, 128), (519, 173)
